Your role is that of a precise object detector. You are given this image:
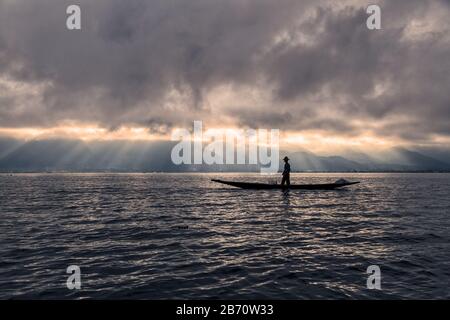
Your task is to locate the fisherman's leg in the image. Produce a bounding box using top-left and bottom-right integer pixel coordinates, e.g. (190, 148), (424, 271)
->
(281, 175), (286, 185)
(286, 175), (290, 186)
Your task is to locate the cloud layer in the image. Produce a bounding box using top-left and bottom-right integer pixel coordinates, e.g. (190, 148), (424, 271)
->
(0, 0), (449, 145)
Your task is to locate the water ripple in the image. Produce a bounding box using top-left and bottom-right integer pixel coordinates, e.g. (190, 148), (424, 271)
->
(1, 173), (450, 299)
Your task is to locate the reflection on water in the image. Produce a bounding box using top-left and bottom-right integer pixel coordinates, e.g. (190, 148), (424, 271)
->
(0, 173), (449, 299)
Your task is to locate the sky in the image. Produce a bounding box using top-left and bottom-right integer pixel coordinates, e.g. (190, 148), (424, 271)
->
(0, 0), (449, 154)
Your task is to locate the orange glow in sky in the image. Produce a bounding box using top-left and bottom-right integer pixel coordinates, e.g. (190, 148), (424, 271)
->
(1, 123), (442, 155)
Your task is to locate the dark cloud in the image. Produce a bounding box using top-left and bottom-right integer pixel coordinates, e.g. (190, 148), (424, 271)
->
(0, 0), (449, 145)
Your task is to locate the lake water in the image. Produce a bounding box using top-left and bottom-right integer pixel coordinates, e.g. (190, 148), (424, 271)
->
(0, 173), (449, 299)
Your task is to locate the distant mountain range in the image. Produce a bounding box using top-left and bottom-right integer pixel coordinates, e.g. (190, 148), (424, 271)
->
(0, 137), (449, 172)
(287, 149), (450, 172)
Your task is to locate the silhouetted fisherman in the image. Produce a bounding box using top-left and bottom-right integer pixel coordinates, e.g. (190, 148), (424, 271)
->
(281, 156), (291, 187)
